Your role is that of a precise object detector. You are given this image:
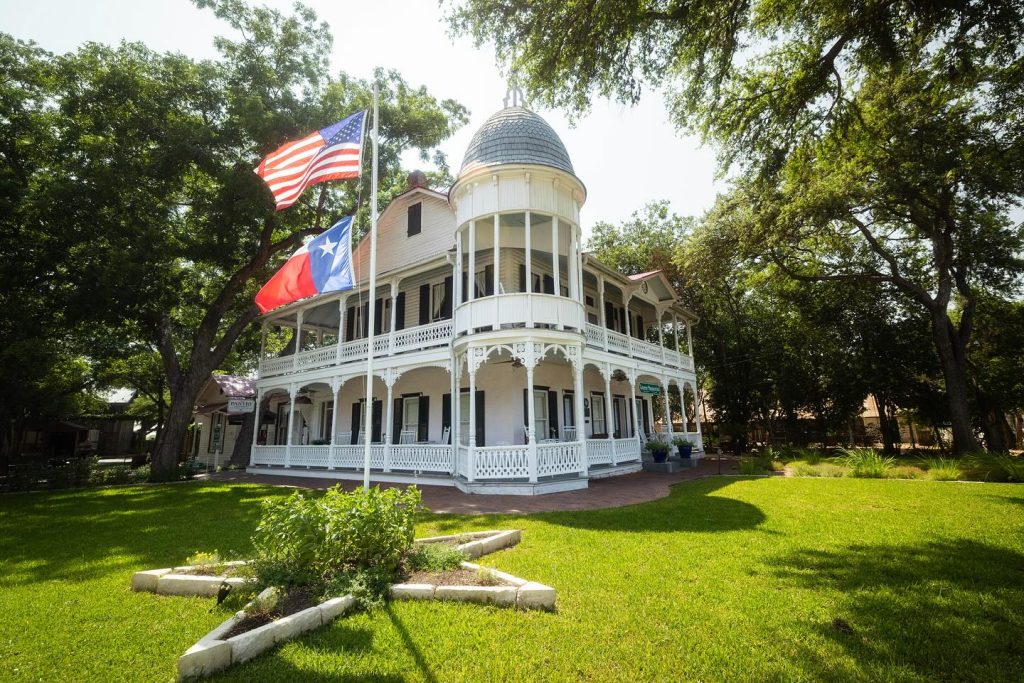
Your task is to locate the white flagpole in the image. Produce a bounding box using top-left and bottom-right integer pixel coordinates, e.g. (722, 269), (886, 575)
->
(362, 83), (379, 491)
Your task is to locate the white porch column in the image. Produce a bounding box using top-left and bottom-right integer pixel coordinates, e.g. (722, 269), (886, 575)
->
(573, 359), (586, 477)
(285, 384), (297, 467)
(467, 366), (477, 482)
(327, 379), (340, 469)
(526, 360), (538, 483)
(657, 310), (666, 364)
(661, 378), (674, 447)
(292, 310), (304, 371)
(449, 361), (457, 475)
(629, 376), (640, 442)
(691, 380), (704, 450)
(249, 389), (263, 466)
(455, 231), (463, 307)
(525, 210), (533, 326)
(680, 378), (689, 434)
(552, 215), (560, 298)
(493, 214), (500, 329)
(598, 276), (608, 348)
(468, 221), (476, 303)
(604, 367), (616, 465)
(624, 294), (633, 343)
(383, 372), (394, 472)
(388, 281), (399, 354)
(335, 299), (346, 364)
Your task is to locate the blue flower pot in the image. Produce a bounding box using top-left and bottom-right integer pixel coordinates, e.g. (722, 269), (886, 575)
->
(680, 445), (693, 459)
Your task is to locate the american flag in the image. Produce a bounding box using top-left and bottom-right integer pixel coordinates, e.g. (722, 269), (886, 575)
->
(255, 110), (366, 211)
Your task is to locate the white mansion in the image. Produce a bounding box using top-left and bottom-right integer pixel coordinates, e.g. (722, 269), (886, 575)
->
(247, 104), (702, 494)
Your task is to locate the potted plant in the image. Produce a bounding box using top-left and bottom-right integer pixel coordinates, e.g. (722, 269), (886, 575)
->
(648, 440), (670, 463)
(673, 437), (694, 459)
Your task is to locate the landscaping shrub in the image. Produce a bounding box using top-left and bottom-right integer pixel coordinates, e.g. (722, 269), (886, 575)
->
(922, 458), (961, 481)
(738, 457), (764, 475)
(791, 462), (847, 478)
(249, 485), (423, 607)
(842, 448), (894, 478)
(885, 465), (926, 480)
(407, 543), (467, 572)
(963, 453), (1024, 482)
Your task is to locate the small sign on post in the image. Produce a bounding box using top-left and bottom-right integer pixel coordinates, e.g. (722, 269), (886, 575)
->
(212, 423), (222, 446)
(638, 382), (662, 396)
(227, 399), (256, 414)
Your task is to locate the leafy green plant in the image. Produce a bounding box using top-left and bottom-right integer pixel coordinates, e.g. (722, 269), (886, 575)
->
(922, 458), (961, 481)
(738, 457), (762, 475)
(407, 543), (467, 573)
(185, 551), (222, 573)
(885, 466), (926, 480)
(477, 567), (501, 586)
(963, 453), (1024, 482)
(841, 448), (894, 478)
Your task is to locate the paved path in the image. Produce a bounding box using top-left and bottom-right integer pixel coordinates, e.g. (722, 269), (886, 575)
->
(205, 457), (739, 515)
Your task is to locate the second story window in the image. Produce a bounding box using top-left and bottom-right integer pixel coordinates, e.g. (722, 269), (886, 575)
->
(407, 202), (422, 237)
(431, 282), (446, 322)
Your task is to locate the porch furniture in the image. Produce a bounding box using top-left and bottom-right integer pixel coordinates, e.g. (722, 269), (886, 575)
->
(399, 429), (416, 445)
(356, 431), (365, 445)
(336, 431), (352, 445)
(561, 426), (577, 442)
(441, 426), (451, 445)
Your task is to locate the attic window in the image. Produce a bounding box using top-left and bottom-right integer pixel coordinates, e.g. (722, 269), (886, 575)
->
(407, 202), (422, 236)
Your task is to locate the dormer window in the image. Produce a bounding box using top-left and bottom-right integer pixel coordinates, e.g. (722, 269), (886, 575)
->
(407, 202), (422, 236)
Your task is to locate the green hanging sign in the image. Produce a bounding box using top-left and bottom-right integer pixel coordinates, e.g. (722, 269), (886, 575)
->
(638, 382), (662, 395)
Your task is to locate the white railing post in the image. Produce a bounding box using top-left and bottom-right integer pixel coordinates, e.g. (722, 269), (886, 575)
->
(384, 373), (394, 472)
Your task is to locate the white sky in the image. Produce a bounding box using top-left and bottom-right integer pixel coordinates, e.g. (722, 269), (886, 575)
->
(0, 0), (723, 239)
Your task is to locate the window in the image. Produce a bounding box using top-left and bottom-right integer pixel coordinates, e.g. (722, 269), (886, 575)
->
(591, 392), (606, 435)
(407, 202), (422, 236)
(431, 283), (446, 322)
(459, 392), (471, 444)
(612, 396), (627, 438)
(562, 392), (575, 427)
(474, 269), (489, 298)
(209, 412), (225, 453)
(533, 389), (549, 441)
(381, 297), (392, 333)
(275, 403), (289, 445)
(402, 396), (420, 435)
(351, 306), (364, 338)
(585, 295), (594, 307)
(319, 401), (334, 440)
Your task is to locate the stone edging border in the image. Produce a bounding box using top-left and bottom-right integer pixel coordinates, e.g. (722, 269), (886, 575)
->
(158, 530), (551, 680)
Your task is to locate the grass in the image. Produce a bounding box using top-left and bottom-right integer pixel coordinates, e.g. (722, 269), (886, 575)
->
(1, 479), (1023, 681)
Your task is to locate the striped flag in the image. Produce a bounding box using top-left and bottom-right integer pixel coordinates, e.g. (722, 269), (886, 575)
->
(255, 110), (366, 210)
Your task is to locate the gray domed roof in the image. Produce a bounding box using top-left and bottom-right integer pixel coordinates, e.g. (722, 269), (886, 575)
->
(460, 106), (575, 176)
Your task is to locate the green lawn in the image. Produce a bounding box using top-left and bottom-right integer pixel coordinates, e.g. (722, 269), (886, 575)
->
(1, 478), (1022, 682)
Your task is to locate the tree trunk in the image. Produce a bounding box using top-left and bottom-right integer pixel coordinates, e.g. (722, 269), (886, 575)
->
(229, 400), (261, 468)
(977, 390), (1015, 453)
(150, 371), (208, 481)
(876, 395), (900, 455)
(928, 309), (981, 454)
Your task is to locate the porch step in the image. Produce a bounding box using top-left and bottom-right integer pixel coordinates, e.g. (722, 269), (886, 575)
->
(453, 476), (588, 496)
(587, 462), (643, 479)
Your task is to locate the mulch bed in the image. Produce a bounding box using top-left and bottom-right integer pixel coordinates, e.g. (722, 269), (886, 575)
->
(223, 586), (318, 639)
(403, 568), (515, 587)
(178, 565), (242, 577)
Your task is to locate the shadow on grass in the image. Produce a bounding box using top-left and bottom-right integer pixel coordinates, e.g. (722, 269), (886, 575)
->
(0, 482), (294, 586)
(771, 538), (1024, 681)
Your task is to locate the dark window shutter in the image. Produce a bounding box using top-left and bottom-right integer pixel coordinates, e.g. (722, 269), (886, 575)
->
(636, 315), (644, 339)
(407, 202), (422, 236)
(345, 306), (355, 341)
(350, 402), (361, 445)
(417, 396), (430, 442)
(419, 284), (430, 325)
(374, 298), (383, 335)
(441, 277), (453, 319)
(543, 274), (554, 295)
(461, 272), (468, 303)
(392, 398), (402, 444)
(441, 394), (451, 434)
(619, 307), (627, 334)
(519, 263), (526, 293)
(475, 390), (485, 446)
(371, 399), (382, 443)
(361, 303), (369, 338)
(395, 292), (406, 330)
(547, 390), (558, 440)
(604, 301), (614, 330)
(484, 265), (494, 296)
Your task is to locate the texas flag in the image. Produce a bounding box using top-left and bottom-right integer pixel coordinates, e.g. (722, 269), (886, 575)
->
(255, 216), (356, 313)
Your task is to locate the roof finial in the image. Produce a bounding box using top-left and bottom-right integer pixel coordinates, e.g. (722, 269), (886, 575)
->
(503, 85), (525, 109)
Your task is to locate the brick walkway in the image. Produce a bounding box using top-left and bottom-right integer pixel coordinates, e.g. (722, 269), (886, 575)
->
(205, 457), (739, 515)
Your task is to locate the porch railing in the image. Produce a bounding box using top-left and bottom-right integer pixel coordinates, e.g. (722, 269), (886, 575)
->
(536, 441), (583, 478)
(251, 443), (453, 473)
(259, 319), (453, 378)
(584, 323), (693, 371)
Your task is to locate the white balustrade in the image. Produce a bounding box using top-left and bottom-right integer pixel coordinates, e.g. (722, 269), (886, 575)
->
(537, 442), (582, 477)
(630, 338), (663, 363)
(389, 444), (453, 473)
(472, 445), (530, 479)
(586, 439), (615, 466)
(392, 320), (452, 354)
(258, 356), (294, 378)
(605, 328), (631, 355)
(612, 438), (641, 463)
(585, 323), (605, 347)
(454, 294), (583, 336)
(288, 445), (330, 467)
(331, 444), (386, 469)
(252, 445), (286, 466)
(584, 323), (695, 371)
(456, 445), (469, 478)
(295, 346), (336, 370)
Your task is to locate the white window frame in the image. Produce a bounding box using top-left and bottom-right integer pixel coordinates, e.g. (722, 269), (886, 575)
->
(430, 282), (446, 322)
(402, 396), (420, 434)
(459, 392), (471, 445)
(533, 389), (549, 441)
(590, 392), (606, 435)
(319, 400), (334, 440)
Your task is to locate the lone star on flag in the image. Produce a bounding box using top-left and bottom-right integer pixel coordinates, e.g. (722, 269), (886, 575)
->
(318, 236), (337, 257)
